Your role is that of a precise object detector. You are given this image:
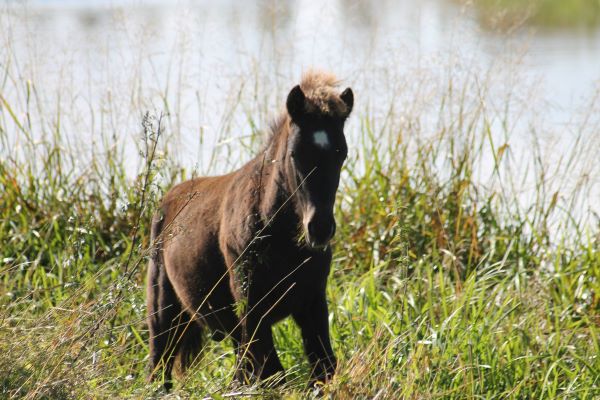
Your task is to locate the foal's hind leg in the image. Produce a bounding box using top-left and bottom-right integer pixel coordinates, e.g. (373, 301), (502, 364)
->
(147, 259), (187, 390)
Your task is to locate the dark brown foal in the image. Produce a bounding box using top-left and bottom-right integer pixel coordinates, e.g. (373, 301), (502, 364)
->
(147, 70), (354, 389)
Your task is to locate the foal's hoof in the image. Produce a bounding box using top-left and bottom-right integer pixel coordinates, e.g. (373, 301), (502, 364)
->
(147, 373), (173, 392)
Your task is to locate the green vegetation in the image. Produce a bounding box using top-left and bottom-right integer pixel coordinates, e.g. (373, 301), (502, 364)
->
(466, 0), (600, 30)
(1, 69), (599, 399)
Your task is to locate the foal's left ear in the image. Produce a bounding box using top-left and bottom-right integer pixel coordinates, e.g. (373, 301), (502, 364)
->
(287, 85), (306, 123)
(340, 87), (354, 118)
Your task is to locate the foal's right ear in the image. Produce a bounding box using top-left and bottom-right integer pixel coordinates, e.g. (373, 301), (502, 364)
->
(286, 85), (306, 123)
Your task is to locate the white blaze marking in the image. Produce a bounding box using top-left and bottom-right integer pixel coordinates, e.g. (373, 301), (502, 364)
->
(313, 130), (330, 149)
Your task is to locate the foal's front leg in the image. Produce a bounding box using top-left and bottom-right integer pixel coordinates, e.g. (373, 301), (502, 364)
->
(293, 292), (337, 386)
(223, 250), (285, 384)
(236, 318), (285, 385)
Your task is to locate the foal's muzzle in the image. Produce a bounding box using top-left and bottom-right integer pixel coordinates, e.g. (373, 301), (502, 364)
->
(304, 213), (336, 249)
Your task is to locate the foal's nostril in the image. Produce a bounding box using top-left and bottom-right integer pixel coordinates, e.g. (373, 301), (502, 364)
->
(307, 220), (317, 240)
(306, 217), (336, 247)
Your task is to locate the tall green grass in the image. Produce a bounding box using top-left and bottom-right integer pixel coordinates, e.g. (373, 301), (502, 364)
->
(1, 66), (599, 399)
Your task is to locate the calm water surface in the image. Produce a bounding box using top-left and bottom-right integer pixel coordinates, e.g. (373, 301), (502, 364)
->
(1, 0), (599, 214)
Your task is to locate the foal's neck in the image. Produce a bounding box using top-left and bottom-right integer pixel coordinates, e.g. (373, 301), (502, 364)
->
(256, 117), (298, 226)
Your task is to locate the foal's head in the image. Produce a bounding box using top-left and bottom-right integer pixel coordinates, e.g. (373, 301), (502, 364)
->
(285, 72), (354, 249)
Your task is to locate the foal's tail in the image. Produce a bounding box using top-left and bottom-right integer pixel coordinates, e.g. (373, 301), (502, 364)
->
(146, 211), (203, 387)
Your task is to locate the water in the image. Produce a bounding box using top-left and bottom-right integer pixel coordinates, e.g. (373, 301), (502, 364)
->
(1, 0), (599, 217)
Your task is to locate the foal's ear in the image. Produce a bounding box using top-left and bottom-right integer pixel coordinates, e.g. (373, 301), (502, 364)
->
(340, 87), (354, 118)
(286, 85), (306, 123)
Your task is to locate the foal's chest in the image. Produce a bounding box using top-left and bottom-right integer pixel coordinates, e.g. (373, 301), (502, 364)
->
(238, 240), (330, 316)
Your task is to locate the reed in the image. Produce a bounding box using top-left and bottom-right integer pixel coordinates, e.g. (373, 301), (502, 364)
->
(1, 40), (599, 400)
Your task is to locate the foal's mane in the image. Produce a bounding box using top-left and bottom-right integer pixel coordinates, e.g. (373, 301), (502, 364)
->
(298, 69), (349, 117)
(263, 69), (349, 152)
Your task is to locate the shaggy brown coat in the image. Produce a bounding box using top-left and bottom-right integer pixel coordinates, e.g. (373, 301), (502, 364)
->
(147, 70), (354, 389)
